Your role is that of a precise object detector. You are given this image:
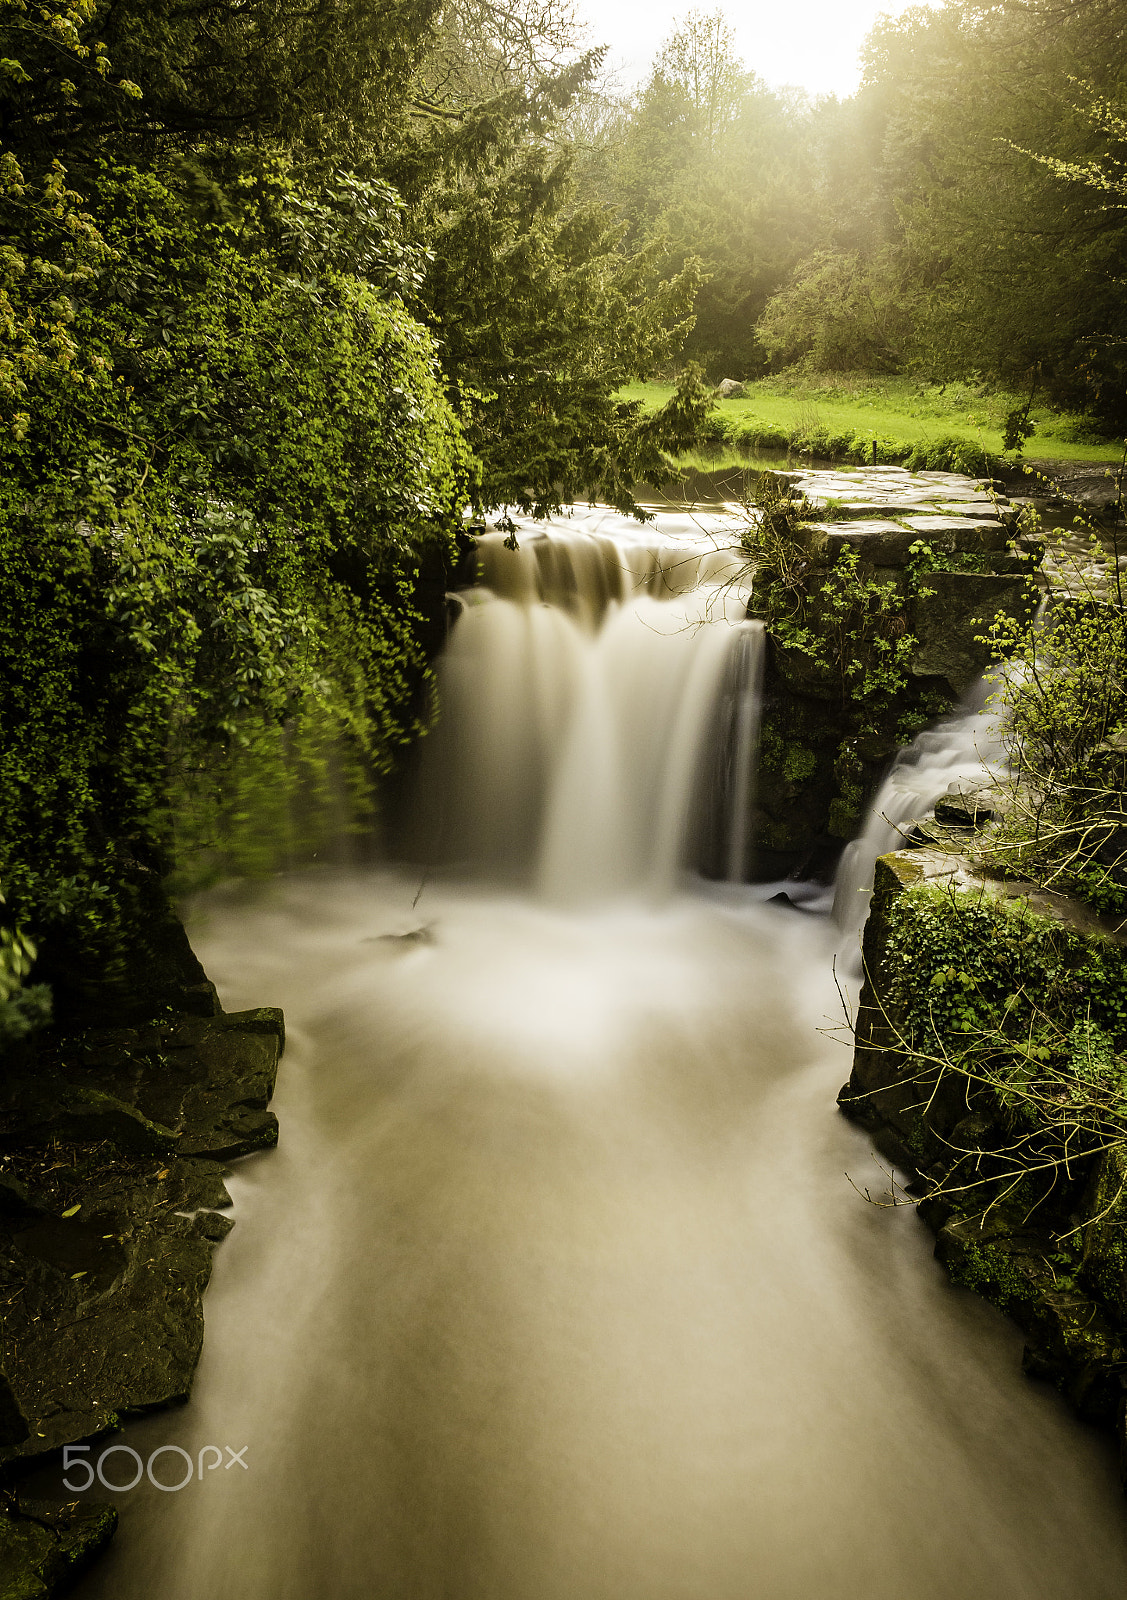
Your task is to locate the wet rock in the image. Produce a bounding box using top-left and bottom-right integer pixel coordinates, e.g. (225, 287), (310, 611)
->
(936, 1214), (1127, 1423)
(0, 1498), (116, 1598)
(909, 570), (1037, 694)
(0, 1179), (31, 1222)
(934, 780), (998, 826)
(0, 1370), (28, 1449)
(795, 519), (920, 565)
(4, 1008), (285, 1164)
(902, 514), (1013, 552)
(0, 1155), (223, 1462)
(0, 1008), (284, 1468)
(17, 1090), (178, 1158)
(1081, 1147), (1127, 1321)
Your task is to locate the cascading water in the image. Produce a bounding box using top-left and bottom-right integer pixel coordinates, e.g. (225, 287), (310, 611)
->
(74, 508), (1127, 1600)
(832, 678), (1007, 953)
(412, 510), (763, 898)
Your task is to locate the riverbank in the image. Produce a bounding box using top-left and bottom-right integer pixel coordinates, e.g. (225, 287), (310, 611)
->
(840, 844), (1127, 1472)
(622, 376), (1125, 481)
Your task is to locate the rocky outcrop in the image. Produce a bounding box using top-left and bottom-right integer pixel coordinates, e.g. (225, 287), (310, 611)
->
(750, 465), (1040, 877)
(839, 847), (1127, 1475)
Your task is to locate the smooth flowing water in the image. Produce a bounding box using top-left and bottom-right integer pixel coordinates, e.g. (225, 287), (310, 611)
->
(832, 681), (1007, 954)
(77, 509), (1127, 1600)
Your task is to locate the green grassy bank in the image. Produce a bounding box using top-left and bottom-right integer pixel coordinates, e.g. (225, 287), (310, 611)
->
(624, 374), (1124, 471)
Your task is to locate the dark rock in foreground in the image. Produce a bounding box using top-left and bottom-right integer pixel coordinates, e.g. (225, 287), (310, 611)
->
(0, 1496), (116, 1599)
(0, 1003), (283, 1592)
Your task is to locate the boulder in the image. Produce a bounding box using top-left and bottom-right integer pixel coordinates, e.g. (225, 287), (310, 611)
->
(715, 378), (747, 399)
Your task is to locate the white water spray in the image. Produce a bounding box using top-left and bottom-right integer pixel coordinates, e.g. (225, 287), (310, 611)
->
(415, 510), (763, 897)
(832, 679), (1007, 950)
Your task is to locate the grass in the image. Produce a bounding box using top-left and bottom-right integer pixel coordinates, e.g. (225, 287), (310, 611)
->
(622, 373), (1125, 468)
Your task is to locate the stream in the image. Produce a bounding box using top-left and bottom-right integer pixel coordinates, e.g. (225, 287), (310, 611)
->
(77, 506), (1127, 1598)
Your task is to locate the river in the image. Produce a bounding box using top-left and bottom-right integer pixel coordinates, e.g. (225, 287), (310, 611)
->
(77, 507), (1127, 1598)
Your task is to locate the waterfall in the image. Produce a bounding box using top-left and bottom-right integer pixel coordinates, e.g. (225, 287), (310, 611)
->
(832, 678), (1007, 947)
(723, 624), (767, 883)
(414, 509), (763, 899)
(85, 510), (1127, 1600)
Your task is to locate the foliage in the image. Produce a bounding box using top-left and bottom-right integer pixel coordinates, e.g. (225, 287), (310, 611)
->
(0, 0), (722, 1021)
(978, 566), (1127, 913)
(654, 8), (749, 153)
(395, 52), (707, 517)
(745, 475), (919, 715)
(0, 158), (471, 1007)
(757, 250), (917, 375)
(902, 435), (994, 476)
(626, 374), (1117, 468)
(742, 473), (950, 837)
(0, 0), (444, 162)
(0, 0), (125, 437)
(0, 885), (51, 1051)
(592, 0), (1127, 427)
(868, 881), (1127, 1213)
(569, 22), (820, 381)
(855, 0), (1127, 426)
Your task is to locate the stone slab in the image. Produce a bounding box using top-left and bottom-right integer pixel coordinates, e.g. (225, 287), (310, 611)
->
(909, 570), (1036, 692)
(796, 520), (923, 566)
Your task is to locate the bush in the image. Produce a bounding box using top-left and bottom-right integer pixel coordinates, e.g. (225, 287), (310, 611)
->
(980, 580), (1127, 911)
(0, 161), (471, 1009)
(732, 419), (790, 452)
(902, 434), (996, 475)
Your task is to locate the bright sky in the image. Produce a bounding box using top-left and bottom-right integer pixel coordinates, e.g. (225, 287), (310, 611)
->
(577, 0), (946, 100)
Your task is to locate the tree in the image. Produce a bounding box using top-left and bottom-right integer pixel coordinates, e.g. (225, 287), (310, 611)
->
(656, 8), (748, 152)
(0, 157), (472, 1008)
(394, 51), (707, 515)
(0, 0), (445, 163)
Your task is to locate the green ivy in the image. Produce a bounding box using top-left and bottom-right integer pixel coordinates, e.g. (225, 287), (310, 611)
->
(0, 159), (472, 1010)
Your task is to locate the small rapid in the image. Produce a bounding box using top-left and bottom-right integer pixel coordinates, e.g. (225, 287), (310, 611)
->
(74, 508), (1127, 1600)
(832, 681), (1007, 950)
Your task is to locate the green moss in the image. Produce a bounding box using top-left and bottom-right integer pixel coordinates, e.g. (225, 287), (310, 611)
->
(0, 162), (472, 1007)
(781, 744), (817, 782)
(948, 1239), (1031, 1311)
(828, 785), (863, 837)
(869, 882), (1127, 1229)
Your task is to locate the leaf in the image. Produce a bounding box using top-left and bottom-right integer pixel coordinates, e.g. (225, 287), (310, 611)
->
(61, 1203), (81, 1216)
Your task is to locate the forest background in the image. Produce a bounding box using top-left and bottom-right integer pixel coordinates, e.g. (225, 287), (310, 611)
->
(1, 0), (1125, 1033)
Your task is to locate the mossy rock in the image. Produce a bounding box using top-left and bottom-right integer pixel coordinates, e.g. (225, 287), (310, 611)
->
(1082, 1146), (1127, 1320)
(909, 570), (1036, 694)
(0, 1501), (116, 1600)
